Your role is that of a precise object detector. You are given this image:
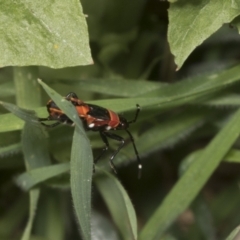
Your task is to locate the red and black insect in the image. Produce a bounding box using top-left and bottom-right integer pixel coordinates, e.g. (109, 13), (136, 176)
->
(39, 92), (142, 177)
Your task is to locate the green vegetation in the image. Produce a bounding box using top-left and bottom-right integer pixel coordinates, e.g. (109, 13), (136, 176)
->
(1, 1), (240, 240)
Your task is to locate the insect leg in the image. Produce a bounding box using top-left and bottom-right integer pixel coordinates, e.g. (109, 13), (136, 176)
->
(38, 118), (61, 128)
(65, 92), (79, 100)
(125, 129), (142, 179)
(103, 132), (125, 174)
(92, 131), (109, 173)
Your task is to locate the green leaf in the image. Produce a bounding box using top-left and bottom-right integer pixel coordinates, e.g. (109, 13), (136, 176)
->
(0, 143), (21, 158)
(71, 127), (93, 240)
(198, 94), (240, 108)
(95, 169), (137, 240)
(21, 189), (40, 240)
(21, 122), (51, 240)
(168, 1), (240, 69)
(16, 163), (70, 191)
(0, 1), (92, 68)
(49, 78), (164, 97)
(180, 148), (240, 176)
(2, 64), (240, 133)
(139, 109), (240, 240)
(38, 80), (93, 240)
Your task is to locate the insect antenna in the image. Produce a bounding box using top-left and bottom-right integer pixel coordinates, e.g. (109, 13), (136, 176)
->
(127, 104), (140, 124)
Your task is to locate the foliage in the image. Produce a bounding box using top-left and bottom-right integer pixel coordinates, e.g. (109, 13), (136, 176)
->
(1, 1), (240, 240)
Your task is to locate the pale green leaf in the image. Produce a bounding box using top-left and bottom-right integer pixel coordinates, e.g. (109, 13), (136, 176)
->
(168, 0), (240, 69)
(0, 1), (92, 68)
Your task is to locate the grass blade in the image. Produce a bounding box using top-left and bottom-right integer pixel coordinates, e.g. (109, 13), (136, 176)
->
(71, 127), (93, 240)
(38, 80), (93, 240)
(140, 109), (240, 240)
(16, 163), (70, 191)
(95, 169), (137, 240)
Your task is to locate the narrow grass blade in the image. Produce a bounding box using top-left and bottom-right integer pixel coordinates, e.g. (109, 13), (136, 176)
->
(16, 163), (70, 191)
(95, 169), (137, 240)
(0, 102), (38, 124)
(226, 226), (240, 240)
(21, 189), (40, 240)
(38, 80), (93, 240)
(37, 79), (84, 132)
(71, 127), (93, 240)
(139, 109), (240, 240)
(49, 78), (164, 97)
(21, 122), (51, 240)
(0, 143), (21, 158)
(180, 148), (240, 176)
(2, 65), (240, 132)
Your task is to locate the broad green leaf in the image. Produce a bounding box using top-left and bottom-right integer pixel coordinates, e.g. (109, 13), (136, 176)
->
(16, 163), (70, 191)
(168, 1), (240, 69)
(139, 108), (240, 240)
(95, 169), (137, 240)
(38, 80), (92, 240)
(0, 1), (92, 68)
(232, 0), (240, 9)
